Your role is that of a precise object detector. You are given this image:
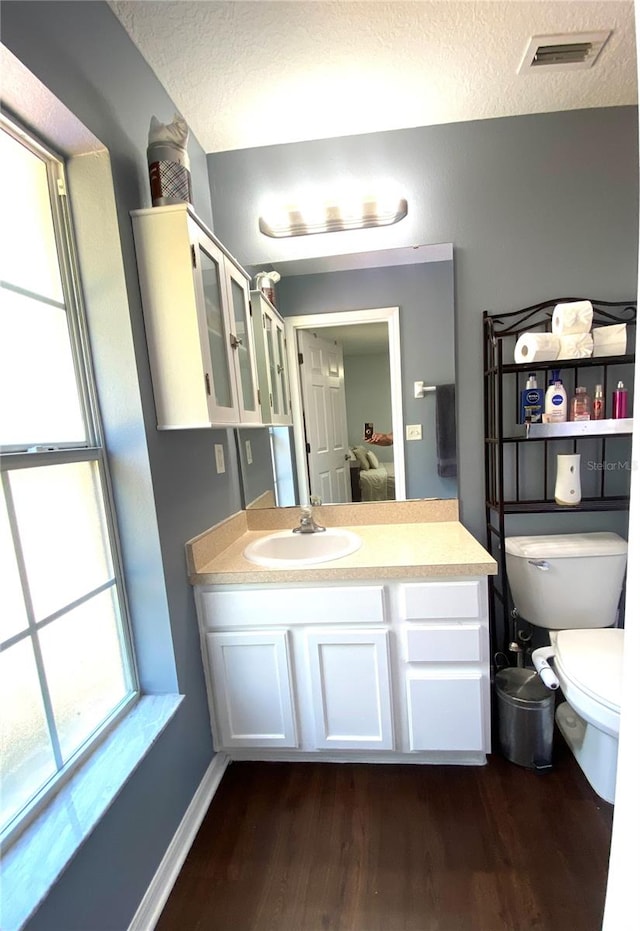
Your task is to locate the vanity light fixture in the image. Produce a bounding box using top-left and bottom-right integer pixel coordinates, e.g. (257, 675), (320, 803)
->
(258, 194), (408, 238)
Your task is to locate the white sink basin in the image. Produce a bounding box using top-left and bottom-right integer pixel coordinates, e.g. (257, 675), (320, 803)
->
(243, 528), (362, 568)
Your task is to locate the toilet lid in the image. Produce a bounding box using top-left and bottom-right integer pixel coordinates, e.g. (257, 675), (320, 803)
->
(555, 628), (624, 712)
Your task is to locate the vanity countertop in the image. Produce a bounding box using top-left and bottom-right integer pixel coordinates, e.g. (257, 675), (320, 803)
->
(187, 500), (497, 585)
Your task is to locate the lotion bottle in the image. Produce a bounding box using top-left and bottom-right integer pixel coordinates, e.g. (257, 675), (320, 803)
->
(545, 377), (567, 422)
(520, 373), (543, 423)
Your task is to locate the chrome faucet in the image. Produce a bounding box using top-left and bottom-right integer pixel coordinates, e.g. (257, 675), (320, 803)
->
(293, 505), (326, 534)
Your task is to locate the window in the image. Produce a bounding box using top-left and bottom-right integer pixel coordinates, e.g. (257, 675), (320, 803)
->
(0, 119), (138, 844)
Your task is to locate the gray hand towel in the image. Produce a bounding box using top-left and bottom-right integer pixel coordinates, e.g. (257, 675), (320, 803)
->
(435, 384), (457, 478)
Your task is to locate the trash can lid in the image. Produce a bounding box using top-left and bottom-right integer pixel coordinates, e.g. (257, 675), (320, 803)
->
(495, 667), (553, 705)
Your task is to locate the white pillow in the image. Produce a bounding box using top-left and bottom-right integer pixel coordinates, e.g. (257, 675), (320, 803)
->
(353, 446), (370, 470)
(366, 450), (380, 469)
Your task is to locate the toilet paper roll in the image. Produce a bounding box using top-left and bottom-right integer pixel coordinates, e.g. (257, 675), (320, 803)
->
(552, 300), (593, 335)
(514, 332), (560, 364)
(592, 323), (627, 357)
(557, 332), (594, 359)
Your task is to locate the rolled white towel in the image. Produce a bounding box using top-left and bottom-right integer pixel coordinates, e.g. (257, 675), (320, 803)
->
(592, 323), (627, 357)
(514, 332), (560, 364)
(557, 332), (593, 359)
(552, 300), (593, 335)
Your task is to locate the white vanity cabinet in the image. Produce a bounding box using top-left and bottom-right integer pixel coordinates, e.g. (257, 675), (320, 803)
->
(250, 290), (292, 426)
(195, 576), (490, 761)
(131, 204), (261, 428)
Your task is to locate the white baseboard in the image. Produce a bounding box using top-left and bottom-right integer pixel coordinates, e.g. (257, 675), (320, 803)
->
(128, 752), (230, 931)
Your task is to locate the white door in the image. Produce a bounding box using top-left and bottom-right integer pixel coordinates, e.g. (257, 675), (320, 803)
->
(205, 630), (297, 748)
(305, 629), (394, 750)
(297, 329), (351, 503)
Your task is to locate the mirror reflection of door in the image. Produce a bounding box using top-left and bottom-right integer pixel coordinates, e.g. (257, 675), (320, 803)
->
(297, 329), (350, 503)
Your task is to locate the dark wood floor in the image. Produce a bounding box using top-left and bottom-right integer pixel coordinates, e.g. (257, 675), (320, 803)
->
(157, 744), (613, 931)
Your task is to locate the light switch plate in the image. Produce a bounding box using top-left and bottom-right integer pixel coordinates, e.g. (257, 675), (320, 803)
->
(214, 444), (225, 474)
(245, 440), (253, 464)
(406, 424), (422, 441)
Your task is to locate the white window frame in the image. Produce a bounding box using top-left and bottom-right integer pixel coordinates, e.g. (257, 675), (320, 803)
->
(0, 116), (139, 848)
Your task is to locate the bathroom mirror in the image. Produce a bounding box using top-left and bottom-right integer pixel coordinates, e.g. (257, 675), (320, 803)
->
(235, 244), (457, 507)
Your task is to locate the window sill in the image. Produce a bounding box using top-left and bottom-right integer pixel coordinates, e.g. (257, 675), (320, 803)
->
(1, 694), (183, 931)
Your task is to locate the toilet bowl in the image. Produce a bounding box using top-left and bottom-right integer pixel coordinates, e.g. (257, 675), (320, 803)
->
(551, 628), (623, 804)
(504, 533), (627, 803)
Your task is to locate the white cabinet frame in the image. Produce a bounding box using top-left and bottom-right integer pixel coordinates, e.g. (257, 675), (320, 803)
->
(131, 204), (260, 428)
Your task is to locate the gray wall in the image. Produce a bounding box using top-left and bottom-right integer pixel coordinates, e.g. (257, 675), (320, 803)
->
(277, 262), (457, 499)
(235, 427), (275, 507)
(2, 3), (232, 929)
(344, 351), (392, 455)
(208, 106), (639, 539)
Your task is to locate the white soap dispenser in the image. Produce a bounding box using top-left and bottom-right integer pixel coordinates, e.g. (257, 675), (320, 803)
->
(545, 375), (567, 422)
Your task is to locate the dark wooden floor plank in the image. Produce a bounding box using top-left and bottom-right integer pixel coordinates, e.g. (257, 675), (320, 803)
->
(157, 746), (613, 931)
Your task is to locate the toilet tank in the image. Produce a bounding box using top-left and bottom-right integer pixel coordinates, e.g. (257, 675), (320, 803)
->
(505, 533), (628, 629)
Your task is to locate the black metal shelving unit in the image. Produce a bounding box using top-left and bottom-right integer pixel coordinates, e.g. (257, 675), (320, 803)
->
(483, 298), (636, 665)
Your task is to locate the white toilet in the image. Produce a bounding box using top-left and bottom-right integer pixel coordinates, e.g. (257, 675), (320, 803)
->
(505, 532), (627, 803)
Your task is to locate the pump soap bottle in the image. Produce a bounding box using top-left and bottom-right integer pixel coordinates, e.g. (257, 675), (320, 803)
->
(545, 374), (567, 422)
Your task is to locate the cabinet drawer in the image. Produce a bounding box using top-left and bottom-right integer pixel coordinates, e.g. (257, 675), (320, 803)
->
(200, 585), (385, 628)
(400, 581), (481, 620)
(405, 623), (482, 662)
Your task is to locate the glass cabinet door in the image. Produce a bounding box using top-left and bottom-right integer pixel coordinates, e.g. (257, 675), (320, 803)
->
(262, 305), (291, 426)
(198, 242), (235, 419)
(226, 260), (261, 424)
(264, 313), (281, 418)
(274, 322), (291, 421)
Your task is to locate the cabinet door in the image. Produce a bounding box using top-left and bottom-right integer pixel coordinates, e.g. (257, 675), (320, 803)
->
(206, 630), (297, 748)
(191, 225), (240, 424)
(264, 308), (292, 425)
(406, 672), (486, 752)
(305, 629), (394, 750)
(225, 260), (261, 424)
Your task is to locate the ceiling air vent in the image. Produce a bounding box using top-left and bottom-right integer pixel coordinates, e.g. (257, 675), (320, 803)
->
(518, 31), (612, 73)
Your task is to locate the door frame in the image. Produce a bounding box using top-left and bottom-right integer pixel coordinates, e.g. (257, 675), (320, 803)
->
(285, 306), (405, 503)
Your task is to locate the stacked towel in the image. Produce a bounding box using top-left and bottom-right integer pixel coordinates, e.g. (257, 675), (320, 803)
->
(514, 332), (560, 364)
(592, 323), (627, 357)
(512, 301), (629, 363)
(552, 300), (593, 335)
(557, 332), (594, 359)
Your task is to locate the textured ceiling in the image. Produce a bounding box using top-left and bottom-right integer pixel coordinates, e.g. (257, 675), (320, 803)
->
(109, 0), (637, 154)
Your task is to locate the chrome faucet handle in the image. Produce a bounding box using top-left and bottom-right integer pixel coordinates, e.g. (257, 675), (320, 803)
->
(293, 505), (326, 533)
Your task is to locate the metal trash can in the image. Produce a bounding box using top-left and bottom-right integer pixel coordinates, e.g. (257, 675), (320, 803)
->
(495, 667), (555, 771)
